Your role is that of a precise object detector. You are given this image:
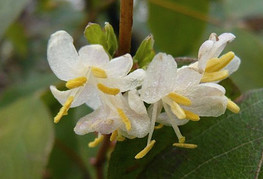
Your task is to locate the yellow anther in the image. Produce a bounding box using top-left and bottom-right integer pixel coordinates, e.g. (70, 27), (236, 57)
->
(97, 83), (120, 95)
(205, 51), (235, 72)
(154, 123), (164, 130)
(91, 66), (107, 78)
(184, 110), (200, 121)
(168, 92), (191, 106)
(110, 130), (118, 141)
(227, 98), (240, 113)
(173, 143), (198, 149)
(135, 140), (156, 159)
(171, 102), (186, 119)
(54, 96), (74, 123)
(88, 135), (104, 148)
(66, 77), (87, 89)
(201, 70), (229, 83)
(179, 136), (185, 143)
(117, 108), (131, 131)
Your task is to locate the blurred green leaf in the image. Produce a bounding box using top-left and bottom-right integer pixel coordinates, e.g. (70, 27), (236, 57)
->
(0, 95), (54, 179)
(134, 35), (155, 68)
(0, 0), (30, 39)
(105, 22), (118, 56)
(148, 0), (210, 56)
(0, 73), (59, 108)
(108, 88), (263, 178)
(219, 78), (241, 100)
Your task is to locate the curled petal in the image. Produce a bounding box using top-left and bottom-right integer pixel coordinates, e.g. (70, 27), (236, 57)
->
(183, 83), (228, 117)
(74, 106), (121, 135)
(223, 55), (241, 76)
(47, 31), (81, 81)
(198, 33), (235, 72)
(78, 44), (109, 67)
(140, 53), (177, 103)
(50, 83), (101, 109)
(128, 89), (147, 115)
(103, 54), (133, 77)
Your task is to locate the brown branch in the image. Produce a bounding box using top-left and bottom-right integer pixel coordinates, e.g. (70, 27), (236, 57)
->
(116, 0), (134, 56)
(93, 134), (111, 179)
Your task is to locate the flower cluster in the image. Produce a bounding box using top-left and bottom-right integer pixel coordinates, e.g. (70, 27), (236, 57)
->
(47, 31), (240, 159)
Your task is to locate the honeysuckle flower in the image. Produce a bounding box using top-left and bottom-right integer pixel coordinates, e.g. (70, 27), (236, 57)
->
(191, 33), (241, 83)
(189, 32), (241, 114)
(74, 91), (150, 147)
(135, 53), (234, 159)
(47, 30), (145, 123)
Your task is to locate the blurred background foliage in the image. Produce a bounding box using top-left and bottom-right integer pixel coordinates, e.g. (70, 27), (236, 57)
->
(0, 0), (262, 178)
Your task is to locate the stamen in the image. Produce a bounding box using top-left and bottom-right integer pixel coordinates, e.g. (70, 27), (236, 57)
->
(179, 136), (185, 143)
(227, 98), (240, 113)
(154, 123), (164, 130)
(54, 96), (74, 123)
(66, 77), (87, 89)
(205, 51), (235, 72)
(110, 130), (118, 141)
(168, 92), (191, 106)
(173, 143), (198, 149)
(117, 108), (131, 131)
(135, 140), (156, 159)
(97, 83), (120, 95)
(201, 70), (228, 82)
(88, 135), (104, 148)
(184, 110), (200, 121)
(171, 102), (186, 119)
(91, 66), (107, 78)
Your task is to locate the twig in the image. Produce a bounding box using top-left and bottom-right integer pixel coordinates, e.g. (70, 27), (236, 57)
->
(116, 0), (134, 56)
(93, 134), (111, 179)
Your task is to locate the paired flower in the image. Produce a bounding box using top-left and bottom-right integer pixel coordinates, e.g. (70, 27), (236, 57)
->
(48, 31), (145, 123)
(47, 31), (241, 159)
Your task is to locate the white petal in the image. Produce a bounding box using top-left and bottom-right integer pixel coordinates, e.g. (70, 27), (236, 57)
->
(128, 89), (147, 115)
(105, 69), (145, 92)
(223, 55), (241, 75)
(183, 83), (228, 117)
(174, 66), (202, 91)
(74, 106), (120, 135)
(50, 83), (101, 108)
(78, 44), (109, 67)
(198, 40), (214, 72)
(198, 33), (235, 72)
(47, 31), (81, 81)
(157, 112), (189, 126)
(140, 53), (177, 103)
(103, 54), (133, 77)
(119, 110), (150, 138)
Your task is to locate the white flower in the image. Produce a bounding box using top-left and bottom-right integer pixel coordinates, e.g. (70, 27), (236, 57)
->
(191, 33), (241, 83)
(74, 91), (150, 146)
(135, 53), (230, 159)
(47, 30), (145, 123)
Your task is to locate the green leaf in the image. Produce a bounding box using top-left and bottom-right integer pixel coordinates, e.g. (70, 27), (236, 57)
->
(0, 96), (54, 179)
(108, 89), (263, 178)
(0, 0), (30, 39)
(147, 0), (210, 56)
(105, 22), (118, 56)
(134, 35), (155, 68)
(84, 23), (118, 57)
(84, 23), (107, 48)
